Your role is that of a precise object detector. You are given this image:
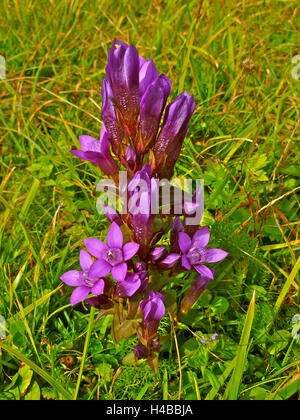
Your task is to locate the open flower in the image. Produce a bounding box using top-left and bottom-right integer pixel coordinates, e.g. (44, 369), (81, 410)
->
(71, 125), (119, 176)
(60, 250), (105, 306)
(116, 270), (148, 297)
(178, 226), (228, 279)
(84, 222), (140, 282)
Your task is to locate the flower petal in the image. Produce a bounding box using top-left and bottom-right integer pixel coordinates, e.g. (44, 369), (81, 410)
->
(107, 222), (123, 249)
(117, 274), (141, 297)
(159, 253), (181, 269)
(88, 259), (111, 278)
(78, 135), (99, 152)
(123, 242), (140, 261)
(192, 226), (210, 248)
(178, 232), (192, 254)
(193, 264), (214, 279)
(91, 279), (105, 296)
(70, 286), (90, 306)
(60, 271), (82, 287)
(182, 254), (191, 270)
(204, 248), (228, 263)
(111, 262), (128, 282)
(79, 250), (93, 271)
(84, 238), (108, 259)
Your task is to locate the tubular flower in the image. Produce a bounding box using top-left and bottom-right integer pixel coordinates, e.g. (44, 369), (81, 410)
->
(128, 164), (158, 245)
(101, 78), (126, 156)
(153, 91), (195, 179)
(71, 125), (119, 176)
(138, 74), (171, 153)
(180, 273), (213, 315)
(178, 226), (228, 279)
(60, 250), (105, 306)
(140, 290), (166, 340)
(106, 39), (140, 138)
(84, 222), (140, 282)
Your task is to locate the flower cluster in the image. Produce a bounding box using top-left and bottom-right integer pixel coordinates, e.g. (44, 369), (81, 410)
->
(61, 40), (228, 371)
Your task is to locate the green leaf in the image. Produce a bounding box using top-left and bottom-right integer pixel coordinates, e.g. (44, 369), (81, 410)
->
(0, 342), (72, 400)
(211, 296), (229, 314)
(268, 330), (290, 355)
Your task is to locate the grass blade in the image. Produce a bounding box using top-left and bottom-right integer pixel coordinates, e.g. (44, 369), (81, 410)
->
(73, 306), (95, 400)
(225, 290), (256, 400)
(0, 342), (72, 400)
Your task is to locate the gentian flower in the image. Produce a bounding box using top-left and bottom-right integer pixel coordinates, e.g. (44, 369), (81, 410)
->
(106, 39), (140, 138)
(138, 74), (171, 153)
(180, 273), (213, 315)
(183, 186), (204, 238)
(101, 77), (126, 156)
(139, 58), (159, 97)
(71, 125), (119, 176)
(178, 226), (228, 279)
(103, 204), (123, 227)
(60, 250), (105, 306)
(140, 290), (165, 340)
(125, 145), (137, 172)
(149, 246), (166, 261)
(84, 222), (140, 282)
(140, 290), (165, 322)
(134, 344), (148, 359)
(159, 253), (181, 269)
(170, 216), (183, 253)
(153, 91), (195, 179)
(128, 164), (158, 245)
(116, 270), (148, 297)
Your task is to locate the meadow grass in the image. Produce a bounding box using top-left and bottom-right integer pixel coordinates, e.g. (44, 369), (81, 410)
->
(0, 0), (299, 400)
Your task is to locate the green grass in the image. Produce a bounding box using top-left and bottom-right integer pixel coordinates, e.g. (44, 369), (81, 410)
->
(0, 0), (299, 400)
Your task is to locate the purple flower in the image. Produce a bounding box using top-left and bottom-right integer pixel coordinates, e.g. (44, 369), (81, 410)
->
(134, 344), (148, 359)
(103, 204), (123, 227)
(71, 125), (119, 176)
(106, 39), (140, 138)
(84, 222), (140, 282)
(180, 273), (213, 315)
(153, 91), (195, 179)
(159, 253), (181, 269)
(101, 78), (126, 156)
(149, 246), (166, 262)
(125, 145), (137, 172)
(116, 270), (149, 297)
(183, 187), (204, 238)
(60, 250), (105, 306)
(140, 291), (165, 340)
(200, 333), (218, 344)
(170, 216), (183, 253)
(138, 74), (171, 153)
(139, 59), (159, 97)
(128, 164), (158, 245)
(178, 226), (228, 279)
(140, 291), (165, 323)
